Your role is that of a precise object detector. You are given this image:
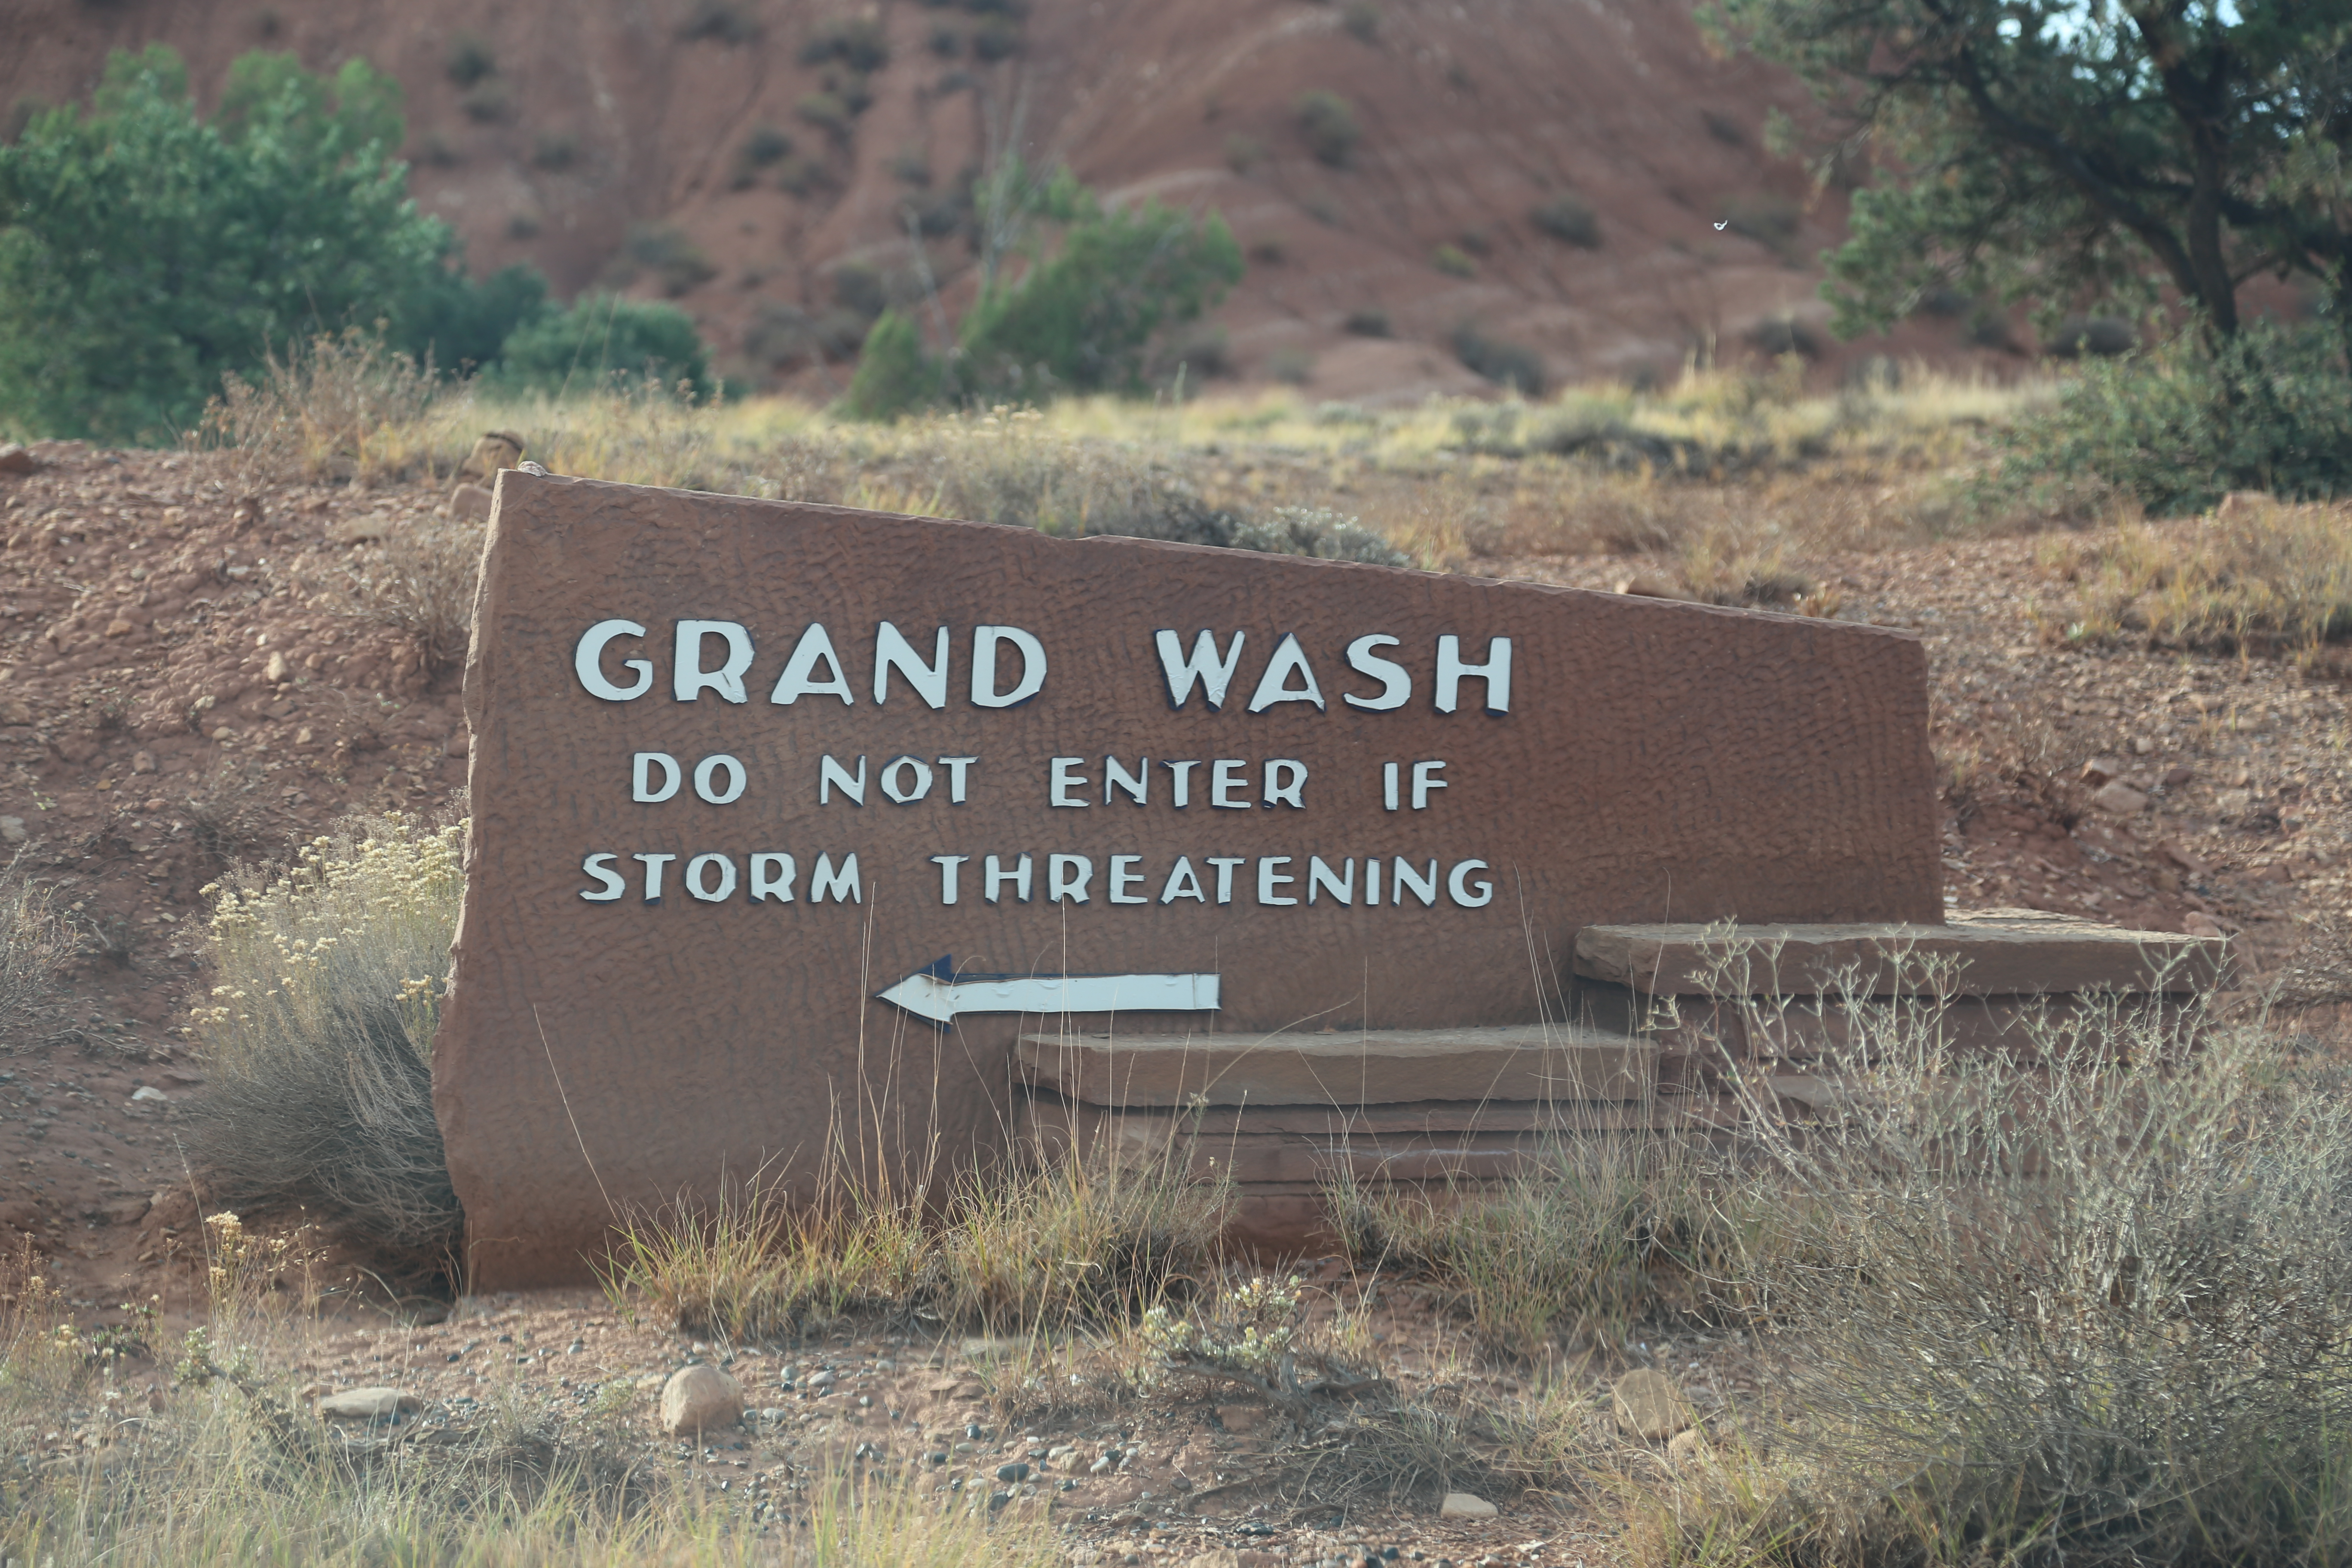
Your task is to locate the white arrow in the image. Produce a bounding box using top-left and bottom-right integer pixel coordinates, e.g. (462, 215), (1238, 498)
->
(876, 959), (1221, 1025)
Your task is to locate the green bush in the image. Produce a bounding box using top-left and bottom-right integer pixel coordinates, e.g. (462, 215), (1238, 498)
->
(612, 221), (715, 296)
(1295, 90), (1361, 167)
(1994, 322), (2352, 514)
(799, 15), (890, 70)
(1229, 506), (1409, 566)
(0, 45), (503, 441)
(1452, 323), (1547, 395)
(841, 310), (943, 420)
(485, 294), (715, 399)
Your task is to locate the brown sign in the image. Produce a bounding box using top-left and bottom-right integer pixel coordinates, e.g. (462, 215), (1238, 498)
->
(435, 473), (1937, 1284)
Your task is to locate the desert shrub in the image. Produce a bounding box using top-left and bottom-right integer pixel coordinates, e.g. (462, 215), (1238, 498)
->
(1264, 346), (1315, 384)
(1720, 192), (1801, 247)
(444, 32), (496, 85)
(971, 15), (1024, 59)
(485, 294), (715, 399)
(1344, 307), (1390, 337)
(1746, 314), (1820, 358)
(1530, 193), (1601, 247)
(335, 522), (485, 678)
(1229, 505), (1409, 566)
(182, 814), (466, 1265)
(1992, 321), (2352, 513)
(1432, 243), (1476, 278)
(1702, 108), (1747, 145)
(1225, 133), (1266, 173)
(1452, 323), (1547, 395)
(609, 222), (715, 296)
(799, 15), (888, 69)
(1341, 0), (1381, 41)
(458, 78), (513, 123)
(1656, 1011), (2352, 1568)
(2047, 313), (2137, 358)
(1295, 90), (1361, 167)
(0, 854), (73, 1052)
(530, 129), (577, 170)
(677, 0), (764, 43)
(840, 310), (943, 421)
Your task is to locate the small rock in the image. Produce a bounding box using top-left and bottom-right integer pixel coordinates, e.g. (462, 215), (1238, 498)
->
(2184, 912), (2229, 939)
(460, 431), (525, 480)
(104, 617), (135, 638)
(2160, 764), (2195, 788)
(0, 443), (37, 474)
(130, 1085), (168, 1103)
(131, 750), (156, 774)
(1666, 1427), (1709, 1464)
(2089, 780), (2150, 816)
(1613, 575), (1696, 602)
(808, 1368), (836, 1389)
(447, 482), (496, 521)
(998, 1461), (1032, 1482)
(0, 816), (25, 844)
(317, 1386), (422, 1421)
(0, 1197), (40, 1231)
(328, 516), (392, 544)
(2079, 756), (2123, 787)
(658, 1363), (744, 1436)
(1184, 1552), (1246, 1568)
(1440, 1491), (1498, 1518)
(2129, 735), (2155, 756)
(2156, 839), (2210, 876)
(1612, 1367), (1691, 1440)
(265, 651), (289, 684)
(445, 731), (470, 757)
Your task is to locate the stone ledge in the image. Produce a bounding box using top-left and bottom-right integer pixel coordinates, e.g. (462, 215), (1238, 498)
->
(1574, 909), (2226, 997)
(1017, 1024), (1655, 1108)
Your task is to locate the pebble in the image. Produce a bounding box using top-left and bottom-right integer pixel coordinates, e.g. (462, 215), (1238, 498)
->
(1438, 1492), (1497, 1519)
(658, 1363), (744, 1437)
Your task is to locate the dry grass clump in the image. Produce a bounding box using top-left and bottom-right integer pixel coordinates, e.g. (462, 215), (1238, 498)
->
(181, 813), (466, 1266)
(2044, 497), (2352, 664)
(0, 851), (75, 1051)
(1331, 1136), (1727, 1357)
(201, 328), (469, 489)
(610, 1149), (1230, 1346)
(1641, 1012), (2352, 1568)
(331, 521), (485, 678)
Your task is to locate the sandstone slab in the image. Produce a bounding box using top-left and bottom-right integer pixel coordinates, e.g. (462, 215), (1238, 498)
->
(658, 1363), (744, 1436)
(435, 472), (1934, 1284)
(1440, 1491), (1499, 1518)
(318, 1386), (422, 1421)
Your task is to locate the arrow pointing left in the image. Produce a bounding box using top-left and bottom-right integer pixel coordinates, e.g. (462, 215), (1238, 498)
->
(876, 957), (1221, 1025)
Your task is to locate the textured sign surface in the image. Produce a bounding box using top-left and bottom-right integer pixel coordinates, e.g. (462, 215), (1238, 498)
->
(435, 472), (1937, 1283)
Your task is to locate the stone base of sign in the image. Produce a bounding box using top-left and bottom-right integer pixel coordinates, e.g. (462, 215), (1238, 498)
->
(1015, 911), (2229, 1253)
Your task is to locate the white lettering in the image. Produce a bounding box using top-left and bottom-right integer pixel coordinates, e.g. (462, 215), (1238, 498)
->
(985, 853), (1033, 903)
(1258, 856), (1297, 906)
(633, 752), (682, 803)
(575, 619), (653, 701)
(1393, 857), (1439, 906)
(1436, 635), (1511, 714)
(1160, 857), (1207, 903)
(1050, 756), (1090, 807)
(634, 851), (677, 902)
(1109, 854), (1147, 903)
(693, 753), (746, 805)
(1308, 856), (1353, 905)
(1155, 628), (1246, 710)
(750, 852), (796, 901)
(820, 754), (867, 805)
(1048, 853), (1094, 903)
(1210, 759), (1251, 809)
(1449, 859), (1495, 907)
(1105, 756), (1148, 805)
(1343, 633), (1410, 711)
(1162, 759), (1199, 808)
(1247, 632), (1325, 713)
(674, 620), (754, 703)
(874, 621), (951, 708)
(686, 852), (737, 902)
(931, 853), (968, 904)
(971, 625), (1047, 707)
(1412, 760), (1448, 810)
(809, 852), (861, 904)
(1206, 856), (1246, 904)
(1365, 856), (1381, 904)
(1382, 761), (1400, 812)
(771, 623), (855, 705)
(579, 852), (626, 901)
(1262, 759), (1306, 808)
(880, 755), (935, 804)
(938, 756), (976, 803)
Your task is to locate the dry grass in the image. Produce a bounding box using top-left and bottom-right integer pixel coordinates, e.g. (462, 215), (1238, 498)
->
(2042, 496), (2352, 665)
(331, 521), (487, 679)
(0, 1236), (1066, 1567)
(181, 812), (467, 1267)
(0, 848), (75, 1051)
